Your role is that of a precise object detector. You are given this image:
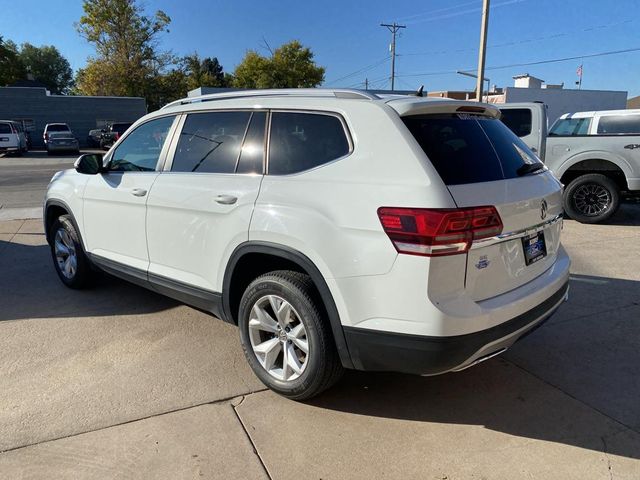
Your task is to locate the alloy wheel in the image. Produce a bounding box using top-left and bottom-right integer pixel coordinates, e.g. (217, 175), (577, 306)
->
(54, 227), (77, 279)
(248, 295), (309, 381)
(573, 183), (611, 217)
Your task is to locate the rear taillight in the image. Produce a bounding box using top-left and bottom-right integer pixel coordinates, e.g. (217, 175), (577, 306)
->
(9, 124), (17, 134)
(114, 132), (120, 140)
(377, 206), (503, 256)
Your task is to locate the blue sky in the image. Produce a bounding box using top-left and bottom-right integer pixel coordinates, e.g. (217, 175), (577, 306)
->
(1, 0), (639, 97)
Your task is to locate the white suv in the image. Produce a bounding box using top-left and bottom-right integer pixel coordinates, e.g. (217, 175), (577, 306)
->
(44, 89), (570, 399)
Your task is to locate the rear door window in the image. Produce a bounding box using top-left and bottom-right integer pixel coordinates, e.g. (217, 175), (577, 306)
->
(499, 108), (532, 137)
(172, 111), (251, 174)
(268, 112), (350, 175)
(403, 114), (541, 185)
(596, 115), (640, 135)
(549, 117), (591, 136)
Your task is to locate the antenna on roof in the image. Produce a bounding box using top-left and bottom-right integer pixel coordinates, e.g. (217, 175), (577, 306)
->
(413, 85), (424, 97)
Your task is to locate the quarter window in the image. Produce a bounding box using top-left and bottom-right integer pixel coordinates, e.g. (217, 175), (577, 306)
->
(268, 112), (350, 175)
(596, 115), (640, 135)
(110, 116), (175, 172)
(172, 111), (251, 173)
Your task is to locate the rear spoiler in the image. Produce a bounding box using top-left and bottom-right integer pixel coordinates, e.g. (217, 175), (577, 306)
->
(387, 99), (501, 119)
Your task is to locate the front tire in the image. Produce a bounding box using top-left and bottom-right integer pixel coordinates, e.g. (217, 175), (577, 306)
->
(563, 173), (620, 224)
(238, 270), (343, 400)
(49, 214), (92, 289)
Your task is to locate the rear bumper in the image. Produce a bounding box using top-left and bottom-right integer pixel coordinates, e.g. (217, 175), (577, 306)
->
(0, 146), (19, 152)
(47, 142), (79, 152)
(345, 280), (569, 375)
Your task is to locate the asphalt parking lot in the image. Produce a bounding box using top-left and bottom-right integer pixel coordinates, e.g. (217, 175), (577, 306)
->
(1, 152), (639, 479)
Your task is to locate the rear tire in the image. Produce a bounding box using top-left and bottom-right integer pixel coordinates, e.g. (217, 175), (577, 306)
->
(49, 215), (92, 289)
(238, 270), (343, 400)
(563, 173), (620, 224)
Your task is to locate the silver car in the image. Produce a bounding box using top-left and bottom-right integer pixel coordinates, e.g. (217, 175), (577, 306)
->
(46, 131), (80, 155)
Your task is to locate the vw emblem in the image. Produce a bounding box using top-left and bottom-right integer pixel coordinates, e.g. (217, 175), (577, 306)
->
(540, 199), (548, 220)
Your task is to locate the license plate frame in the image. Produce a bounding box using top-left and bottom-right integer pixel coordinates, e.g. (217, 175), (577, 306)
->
(522, 231), (547, 266)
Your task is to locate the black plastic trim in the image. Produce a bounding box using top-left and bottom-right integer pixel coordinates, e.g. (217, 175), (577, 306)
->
(43, 199), (84, 248)
(148, 272), (224, 318)
(88, 254), (224, 319)
(223, 241), (354, 369)
(344, 280), (569, 375)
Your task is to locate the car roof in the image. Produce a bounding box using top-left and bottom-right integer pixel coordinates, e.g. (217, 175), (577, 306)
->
(156, 88), (499, 119)
(559, 109), (640, 120)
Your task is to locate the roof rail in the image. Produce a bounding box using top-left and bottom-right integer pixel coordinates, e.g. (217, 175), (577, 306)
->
(161, 88), (379, 110)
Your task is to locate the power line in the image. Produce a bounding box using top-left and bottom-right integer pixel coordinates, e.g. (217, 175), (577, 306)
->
(394, 0), (479, 23)
(403, 0), (526, 26)
(324, 56), (390, 86)
(400, 19), (635, 57)
(396, 46), (640, 78)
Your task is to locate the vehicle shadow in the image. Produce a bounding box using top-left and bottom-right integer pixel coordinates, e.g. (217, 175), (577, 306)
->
(309, 273), (640, 460)
(575, 200), (640, 226)
(0, 239), (178, 322)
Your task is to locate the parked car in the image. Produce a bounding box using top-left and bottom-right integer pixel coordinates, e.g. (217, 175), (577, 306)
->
(44, 89), (570, 399)
(43, 123), (73, 146)
(46, 131), (80, 155)
(0, 120), (28, 156)
(87, 128), (104, 148)
(499, 104), (640, 223)
(100, 122), (133, 149)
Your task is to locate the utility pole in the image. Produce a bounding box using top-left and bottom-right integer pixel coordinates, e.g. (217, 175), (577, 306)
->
(380, 22), (406, 91)
(365, 78), (369, 90)
(475, 0), (490, 101)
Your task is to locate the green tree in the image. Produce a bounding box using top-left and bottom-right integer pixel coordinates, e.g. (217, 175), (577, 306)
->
(182, 53), (227, 90)
(233, 41), (324, 89)
(75, 0), (171, 107)
(0, 37), (26, 86)
(18, 43), (74, 94)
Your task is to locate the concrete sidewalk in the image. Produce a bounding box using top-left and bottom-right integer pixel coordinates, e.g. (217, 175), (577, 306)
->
(1, 213), (639, 479)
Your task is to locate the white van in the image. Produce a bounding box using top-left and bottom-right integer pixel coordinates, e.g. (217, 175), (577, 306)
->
(0, 120), (28, 156)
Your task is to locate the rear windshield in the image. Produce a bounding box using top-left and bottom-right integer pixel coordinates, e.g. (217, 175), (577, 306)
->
(499, 108), (532, 137)
(0, 123), (12, 134)
(47, 124), (70, 132)
(403, 114), (542, 185)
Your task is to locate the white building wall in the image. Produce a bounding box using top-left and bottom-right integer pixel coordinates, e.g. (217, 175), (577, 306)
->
(503, 87), (628, 126)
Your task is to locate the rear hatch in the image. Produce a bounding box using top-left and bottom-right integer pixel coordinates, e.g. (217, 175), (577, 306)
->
(401, 106), (563, 301)
(0, 122), (19, 148)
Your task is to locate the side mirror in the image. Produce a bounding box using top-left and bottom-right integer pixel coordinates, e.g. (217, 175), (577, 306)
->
(74, 153), (103, 175)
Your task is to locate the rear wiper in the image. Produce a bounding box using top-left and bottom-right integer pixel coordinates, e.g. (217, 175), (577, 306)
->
(517, 163), (546, 176)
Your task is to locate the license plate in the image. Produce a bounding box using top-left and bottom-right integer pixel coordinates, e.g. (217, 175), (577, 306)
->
(522, 231), (547, 266)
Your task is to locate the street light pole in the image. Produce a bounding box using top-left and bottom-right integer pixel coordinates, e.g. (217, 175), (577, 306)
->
(475, 0), (490, 101)
(456, 70), (490, 93)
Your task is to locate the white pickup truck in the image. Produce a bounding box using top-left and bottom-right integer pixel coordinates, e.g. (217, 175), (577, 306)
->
(499, 104), (640, 223)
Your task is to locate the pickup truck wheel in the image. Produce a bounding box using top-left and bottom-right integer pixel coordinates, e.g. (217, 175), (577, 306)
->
(238, 270), (343, 400)
(563, 174), (619, 224)
(49, 214), (92, 289)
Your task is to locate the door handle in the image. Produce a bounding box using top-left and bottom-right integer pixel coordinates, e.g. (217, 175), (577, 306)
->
(131, 188), (147, 197)
(624, 144), (640, 150)
(215, 194), (237, 205)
